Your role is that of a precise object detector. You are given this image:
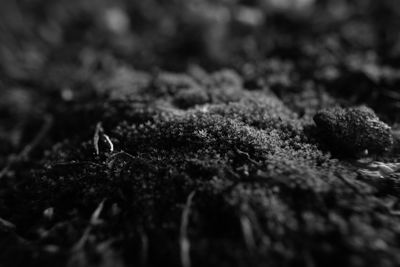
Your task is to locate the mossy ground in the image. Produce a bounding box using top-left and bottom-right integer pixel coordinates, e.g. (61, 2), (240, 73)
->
(1, 1), (400, 267)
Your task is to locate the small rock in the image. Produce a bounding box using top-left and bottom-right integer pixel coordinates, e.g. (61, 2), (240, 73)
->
(314, 106), (393, 156)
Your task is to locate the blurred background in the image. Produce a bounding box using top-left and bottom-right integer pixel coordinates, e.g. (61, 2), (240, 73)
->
(1, 0), (400, 155)
(1, 0), (400, 74)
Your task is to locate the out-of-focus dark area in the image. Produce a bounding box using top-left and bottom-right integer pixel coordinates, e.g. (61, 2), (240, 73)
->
(0, 0), (400, 72)
(1, 0), (400, 154)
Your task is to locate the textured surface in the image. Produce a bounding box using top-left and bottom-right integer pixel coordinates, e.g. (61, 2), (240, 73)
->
(1, 1), (400, 267)
(314, 106), (394, 156)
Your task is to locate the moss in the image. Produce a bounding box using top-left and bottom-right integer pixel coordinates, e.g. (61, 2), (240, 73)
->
(314, 106), (394, 156)
(205, 93), (299, 132)
(2, 1), (400, 267)
(173, 87), (210, 109)
(206, 70), (246, 104)
(150, 72), (201, 96)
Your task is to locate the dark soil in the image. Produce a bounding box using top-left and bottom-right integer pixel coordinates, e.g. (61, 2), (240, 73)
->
(1, 1), (400, 266)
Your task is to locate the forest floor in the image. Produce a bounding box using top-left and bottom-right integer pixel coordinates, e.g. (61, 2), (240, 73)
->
(1, 1), (400, 266)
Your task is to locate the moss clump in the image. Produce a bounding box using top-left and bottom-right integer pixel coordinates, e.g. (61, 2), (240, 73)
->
(205, 93), (299, 132)
(314, 106), (394, 156)
(173, 87), (210, 109)
(151, 72), (201, 96)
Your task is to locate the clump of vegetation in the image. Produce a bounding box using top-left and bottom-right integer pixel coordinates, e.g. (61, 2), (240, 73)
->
(173, 87), (210, 109)
(314, 106), (394, 156)
(3, 1), (400, 267)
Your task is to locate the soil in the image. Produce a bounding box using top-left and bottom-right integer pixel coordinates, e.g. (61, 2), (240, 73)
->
(1, 1), (400, 267)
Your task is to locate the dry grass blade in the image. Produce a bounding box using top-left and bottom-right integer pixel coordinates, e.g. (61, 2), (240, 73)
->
(91, 199), (106, 225)
(72, 227), (92, 251)
(180, 191), (196, 267)
(72, 199), (106, 252)
(93, 122), (103, 155)
(240, 213), (256, 252)
(103, 133), (114, 153)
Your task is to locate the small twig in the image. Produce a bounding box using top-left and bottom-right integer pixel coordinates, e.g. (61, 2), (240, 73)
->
(108, 151), (135, 161)
(180, 191), (196, 267)
(234, 147), (262, 166)
(0, 115), (53, 180)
